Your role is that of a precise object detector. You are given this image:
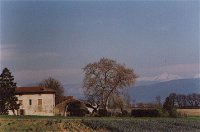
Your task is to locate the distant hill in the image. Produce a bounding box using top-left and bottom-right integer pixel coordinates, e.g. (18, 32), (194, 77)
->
(134, 80), (159, 86)
(129, 78), (200, 103)
(63, 78), (200, 103)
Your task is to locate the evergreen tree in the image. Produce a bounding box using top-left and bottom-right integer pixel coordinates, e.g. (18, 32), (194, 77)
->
(0, 68), (19, 115)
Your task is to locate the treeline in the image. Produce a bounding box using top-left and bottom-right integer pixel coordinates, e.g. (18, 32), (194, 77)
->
(167, 93), (200, 108)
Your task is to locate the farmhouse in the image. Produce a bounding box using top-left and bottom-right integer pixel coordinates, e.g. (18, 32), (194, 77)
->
(9, 87), (55, 116)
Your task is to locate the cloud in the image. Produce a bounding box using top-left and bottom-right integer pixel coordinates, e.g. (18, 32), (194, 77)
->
(145, 63), (199, 77)
(13, 68), (83, 86)
(36, 52), (59, 58)
(1, 43), (59, 62)
(159, 26), (170, 32)
(93, 20), (103, 25)
(0, 47), (18, 61)
(1, 49), (59, 61)
(1, 44), (18, 49)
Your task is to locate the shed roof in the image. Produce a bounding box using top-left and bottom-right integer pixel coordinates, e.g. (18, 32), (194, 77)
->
(16, 87), (55, 94)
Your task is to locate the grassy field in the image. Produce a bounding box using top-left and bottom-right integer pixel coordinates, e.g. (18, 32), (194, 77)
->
(0, 115), (200, 132)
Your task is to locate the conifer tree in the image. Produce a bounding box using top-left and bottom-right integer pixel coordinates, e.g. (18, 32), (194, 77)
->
(0, 68), (19, 115)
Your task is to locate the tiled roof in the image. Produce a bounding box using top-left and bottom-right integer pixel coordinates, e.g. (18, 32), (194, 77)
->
(16, 87), (56, 94)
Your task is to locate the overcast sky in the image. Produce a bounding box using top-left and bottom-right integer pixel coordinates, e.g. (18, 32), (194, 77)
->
(0, 1), (199, 86)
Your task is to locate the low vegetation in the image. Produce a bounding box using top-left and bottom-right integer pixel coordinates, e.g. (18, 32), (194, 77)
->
(0, 116), (92, 132)
(82, 118), (200, 132)
(0, 116), (200, 132)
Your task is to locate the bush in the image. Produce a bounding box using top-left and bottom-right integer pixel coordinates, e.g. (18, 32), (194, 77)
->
(82, 118), (200, 132)
(122, 110), (129, 116)
(67, 100), (89, 116)
(109, 111), (121, 117)
(107, 111), (112, 117)
(131, 109), (160, 117)
(168, 108), (179, 117)
(98, 109), (108, 116)
(159, 109), (169, 117)
(163, 96), (179, 117)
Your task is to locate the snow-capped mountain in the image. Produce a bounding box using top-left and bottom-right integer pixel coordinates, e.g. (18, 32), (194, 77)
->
(194, 73), (200, 79)
(138, 72), (182, 82)
(153, 72), (182, 81)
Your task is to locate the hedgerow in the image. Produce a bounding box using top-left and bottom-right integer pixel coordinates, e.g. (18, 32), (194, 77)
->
(131, 109), (160, 117)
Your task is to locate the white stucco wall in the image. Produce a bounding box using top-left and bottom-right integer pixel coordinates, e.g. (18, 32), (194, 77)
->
(9, 93), (55, 116)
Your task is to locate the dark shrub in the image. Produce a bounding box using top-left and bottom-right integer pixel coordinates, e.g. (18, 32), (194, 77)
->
(67, 100), (88, 116)
(131, 109), (160, 117)
(98, 109), (108, 116)
(122, 110), (128, 116)
(163, 96), (179, 117)
(169, 108), (179, 117)
(107, 111), (112, 117)
(110, 111), (120, 117)
(115, 112), (122, 117)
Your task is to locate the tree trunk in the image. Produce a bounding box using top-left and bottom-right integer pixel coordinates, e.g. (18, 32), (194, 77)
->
(103, 96), (110, 110)
(63, 105), (68, 116)
(120, 107), (123, 113)
(12, 109), (16, 115)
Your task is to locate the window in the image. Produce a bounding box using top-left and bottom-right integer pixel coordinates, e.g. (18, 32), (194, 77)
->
(29, 99), (32, 105)
(38, 99), (42, 112)
(19, 100), (23, 105)
(38, 99), (42, 106)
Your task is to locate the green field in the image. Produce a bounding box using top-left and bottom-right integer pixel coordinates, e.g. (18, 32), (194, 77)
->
(0, 116), (200, 132)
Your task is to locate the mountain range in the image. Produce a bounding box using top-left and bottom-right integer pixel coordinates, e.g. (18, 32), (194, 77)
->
(64, 78), (200, 103)
(129, 78), (200, 103)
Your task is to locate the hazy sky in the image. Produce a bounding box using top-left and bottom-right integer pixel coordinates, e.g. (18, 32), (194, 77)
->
(0, 1), (199, 86)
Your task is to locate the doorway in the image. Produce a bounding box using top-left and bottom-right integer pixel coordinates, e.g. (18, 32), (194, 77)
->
(19, 109), (25, 115)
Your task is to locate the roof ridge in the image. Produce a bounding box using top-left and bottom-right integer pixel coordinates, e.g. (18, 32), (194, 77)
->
(15, 87), (55, 94)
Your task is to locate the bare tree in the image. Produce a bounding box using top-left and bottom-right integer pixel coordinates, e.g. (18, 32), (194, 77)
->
(175, 93), (200, 108)
(112, 94), (124, 112)
(193, 93), (200, 107)
(187, 93), (200, 107)
(155, 96), (161, 107)
(169, 93), (177, 107)
(187, 94), (195, 106)
(176, 94), (188, 108)
(83, 58), (137, 110)
(107, 92), (125, 112)
(39, 77), (64, 105)
(123, 91), (132, 108)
